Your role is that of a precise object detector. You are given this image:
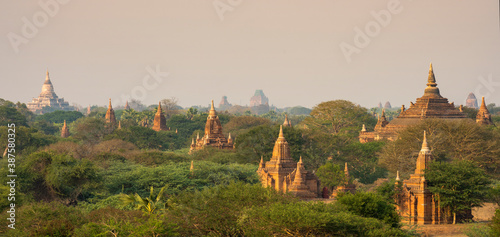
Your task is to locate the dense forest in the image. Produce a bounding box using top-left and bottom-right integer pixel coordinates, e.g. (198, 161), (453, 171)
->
(0, 98), (499, 236)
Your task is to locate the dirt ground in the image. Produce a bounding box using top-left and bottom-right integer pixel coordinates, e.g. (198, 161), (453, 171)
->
(406, 203), (498, 237)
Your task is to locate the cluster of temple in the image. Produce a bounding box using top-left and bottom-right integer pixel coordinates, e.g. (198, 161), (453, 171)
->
(360, 64), (494, 143)
(256, 125), (320, 198)
(27, 71), (73, 114)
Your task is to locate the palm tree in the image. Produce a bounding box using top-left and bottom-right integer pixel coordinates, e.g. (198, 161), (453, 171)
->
(120, 185), (168, 214)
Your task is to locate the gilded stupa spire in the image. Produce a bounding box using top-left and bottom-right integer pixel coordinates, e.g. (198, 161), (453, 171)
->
(396, 170), (400, 181)
(424, 63), (441, 97)
(271, 125), (292, 162)
(61, 120), (70, 138)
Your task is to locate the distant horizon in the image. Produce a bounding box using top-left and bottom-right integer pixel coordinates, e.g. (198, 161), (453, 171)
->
(2, 1), (499, 109)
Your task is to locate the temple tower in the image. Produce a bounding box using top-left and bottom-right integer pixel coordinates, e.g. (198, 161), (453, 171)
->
(27, 70), (72, 114)
(476, 97), (494, 126)
(61, 120), (70, 138)
(396, 131), (451, 224)
(152, 101), (168, 131)
(124, 101), (131, 110)
(283, 114), (292, 127)
(257, 126), (319, 198)
(190, 100), (233, 151)
(105, 99), (116, 124)
(360, 63), (468, 142)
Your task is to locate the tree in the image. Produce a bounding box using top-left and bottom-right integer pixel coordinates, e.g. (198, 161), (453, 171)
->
(337, 192), (401, 228)
(161, 97), (181, 118)
(120, 185), (168, 214)
(0, 105), (28, 126)
(316, 162), (346, 189)
(72, 117), (114, 144)
(379, 119), (500, 176)
(302, 100), (376, 136)
(36, 110), (84, 124)
(425, 160), (492, 224)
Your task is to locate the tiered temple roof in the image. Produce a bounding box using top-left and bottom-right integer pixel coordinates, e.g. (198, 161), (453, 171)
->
(360, 64), (468, 142)
(190, 100), (233, 151)
(257, 126), (319, 198)
(27, 71), (73, 114)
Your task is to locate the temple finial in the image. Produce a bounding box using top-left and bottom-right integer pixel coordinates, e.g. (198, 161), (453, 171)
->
(228, 133), (232, 139)
(63, 120), (67, 126)
(157, 101), (162, 113)
(361, 124), (366, 132)
(396, 170), (400, 181)
(421, 131), (430, 151)
(299, 156), (303, 163)
(211, 100), (214, 110)
(481, 96), (486, 109)
(428, 62), (436, 84)
(279, 125), (284, 138)
(108, 98), (112, 108)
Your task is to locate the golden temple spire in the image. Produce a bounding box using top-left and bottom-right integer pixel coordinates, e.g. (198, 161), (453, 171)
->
(480, 96), (487, 110)
(396, 170), (400, 181)
(108, 98), (112, 109)
(421, 131), (430, 152)
(424, 63), (441, 97)
(118, 121), (121, 129)
(279, 125), (284, 138)
(361, 124), (366, 132)
(209, 100), (217, 116)
(157, 101), (163, 114)
(428, 63), (436, 84)
(299, 156), (303, 164)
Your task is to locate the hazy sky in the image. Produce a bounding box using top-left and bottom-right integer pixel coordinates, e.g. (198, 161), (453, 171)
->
(1, 0), (499, 109)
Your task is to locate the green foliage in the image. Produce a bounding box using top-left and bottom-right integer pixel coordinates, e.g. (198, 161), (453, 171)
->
(240, 201), (410, 236)
(72, 117), (114, 144)
(0, 202), (88, 236)
(379, 119), (500, 176)
(337, 192), (401, 228)
(0, 126), (58, 156)
(375, 180), (397, 203)
(14, 151), (102, 203)
(73, 208), (178, 237)
(101, 160), (259, 198)
(167, 182), (294, 236)
(490, 209), (500, 237)
(0, 105), (29, 127)
(316, 162), (346, 189)
(106, 126), (182, 150)
(36, 110), (84, 123)
(223, 115), (271, 137)
(303, 100), (376, 136)
(336, 141), (387, 184)
(425, 160), (492, 223)
(31, 120), (59, 135)
(285, 106), (312, 115)
(464, 222), (491, 237)
(120, 185), (168, 214)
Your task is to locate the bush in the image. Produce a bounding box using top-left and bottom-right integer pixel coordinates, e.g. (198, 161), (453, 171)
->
(337, 192), (401, 228)
(0, 202), (87, 236)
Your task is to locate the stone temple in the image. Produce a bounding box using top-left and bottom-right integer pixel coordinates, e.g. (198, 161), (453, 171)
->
(396, 131), (453, 224)
(257, 126), (319, 198)
(27, 71), (73, 114)
(465, 92), (478, 109)
(250, 89), (269, 107)
(359, 64), (468, 142)
(190, 100), (233, 151)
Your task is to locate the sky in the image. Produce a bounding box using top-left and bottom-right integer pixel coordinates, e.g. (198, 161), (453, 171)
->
(1, 0), (499, 109)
